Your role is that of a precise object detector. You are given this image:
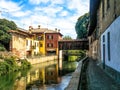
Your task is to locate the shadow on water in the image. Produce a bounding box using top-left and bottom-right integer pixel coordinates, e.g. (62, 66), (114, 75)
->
(0, 60), (78, 90)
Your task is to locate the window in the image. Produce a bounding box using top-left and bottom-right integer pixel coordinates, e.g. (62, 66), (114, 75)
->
(47, 43), (53, 48)
(30, 41), (32, 46)
(107, 32), (110, 61)
(107, 0), (110, 10)
(35, 42), (37, 47)
(103, 44), (105, 69)
(103, 35), (105, 42)
(26, 40), (28, 46)
(40, 43), (43, 47)
(102, 0), (105, 18)
(114, 0), (116, 19)
(47, 35), (53, 40)
(38, 36), (43, 40)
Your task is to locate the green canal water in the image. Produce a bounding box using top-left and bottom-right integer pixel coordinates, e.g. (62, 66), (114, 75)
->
(0, 60), (78, 90)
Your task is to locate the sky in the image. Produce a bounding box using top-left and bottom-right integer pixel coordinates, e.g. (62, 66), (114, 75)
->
(0, 0), (89, 39)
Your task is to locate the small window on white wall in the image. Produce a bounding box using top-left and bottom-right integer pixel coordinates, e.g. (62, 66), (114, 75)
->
(107, 32), (110, 61)
(103, 35), (105, 42)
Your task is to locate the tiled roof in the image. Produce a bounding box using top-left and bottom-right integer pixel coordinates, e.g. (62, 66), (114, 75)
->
(9, 27), (63, 36)
(31, 28), (63, 36)
(8, 28), (32, 36)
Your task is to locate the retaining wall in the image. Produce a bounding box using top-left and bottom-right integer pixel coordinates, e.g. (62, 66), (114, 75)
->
(65, 57), (88, 90)
(27, 55), (58, 65)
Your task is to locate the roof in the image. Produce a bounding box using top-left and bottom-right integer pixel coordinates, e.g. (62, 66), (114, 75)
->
(9, 27), (63, 36)
(8, 29), (32, 37)
(30, 28), (63, 36)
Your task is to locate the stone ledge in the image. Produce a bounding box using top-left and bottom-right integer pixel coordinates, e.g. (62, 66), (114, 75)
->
(65, 57), (88, 90)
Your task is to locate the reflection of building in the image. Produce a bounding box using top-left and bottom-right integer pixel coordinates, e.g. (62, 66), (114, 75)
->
(26, 63), (60, 87)
(26, 68), (45, 85)
(9, 26), (62, 58)
(14, 77), (26, 90)
(45, 64), (59, 84)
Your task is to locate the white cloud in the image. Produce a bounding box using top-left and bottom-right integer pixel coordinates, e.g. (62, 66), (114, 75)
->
(0, 0), (22, 12)
(35, 6), (63, 17)
(59, 11), (69, 17)
(29, 0), (64, 5)
(67, 0), (89, 16)
(50, 0), (64, 5)
(29, 0), (50, 5)
(11, 10), (32, 17)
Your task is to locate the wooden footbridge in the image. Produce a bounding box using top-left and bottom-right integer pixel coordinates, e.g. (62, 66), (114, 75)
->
(58, 39), (89, 50)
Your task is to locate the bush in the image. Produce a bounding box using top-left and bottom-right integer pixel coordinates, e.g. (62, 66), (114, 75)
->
(0, 57), (31, 76)
(0, 45), (6, 51)
(20, 59), (31, 70)
(4, 57), (18, 71)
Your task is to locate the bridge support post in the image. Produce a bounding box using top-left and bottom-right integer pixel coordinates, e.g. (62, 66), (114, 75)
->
(58, 50), (63, 75)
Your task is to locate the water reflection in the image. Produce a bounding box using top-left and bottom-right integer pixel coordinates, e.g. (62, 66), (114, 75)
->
(26, 61), (60, 90)
(0, 60), (78, 90)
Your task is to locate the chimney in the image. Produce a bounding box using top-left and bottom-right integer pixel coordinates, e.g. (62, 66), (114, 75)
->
(55, 28), (57, 32)
(58, 29), (60, 32)
(29, 26), (33, 30)
(38, 25), (40, 29)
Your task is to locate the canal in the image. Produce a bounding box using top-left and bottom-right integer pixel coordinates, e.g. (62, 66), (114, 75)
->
(0, 60), (78, 90)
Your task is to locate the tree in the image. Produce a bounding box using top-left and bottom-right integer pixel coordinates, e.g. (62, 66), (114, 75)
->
(0, 19), (17, 50)
(63, 35), (72, 40)
(75, 13), (89, 39)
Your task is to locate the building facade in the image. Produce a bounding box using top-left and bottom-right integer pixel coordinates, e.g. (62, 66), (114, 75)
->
(31, 26), (62, 56)
(45, 31), (62, 55)
(9, 30), (30, 58)
(9, 26), (62, 58)
(88, 0), (120, 82)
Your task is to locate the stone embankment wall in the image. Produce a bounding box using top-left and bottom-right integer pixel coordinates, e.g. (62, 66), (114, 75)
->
(27, 55), (58, 65)
(65, 57), (88, 90)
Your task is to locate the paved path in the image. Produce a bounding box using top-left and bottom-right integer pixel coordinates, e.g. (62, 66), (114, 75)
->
(87, 60), (120, 90)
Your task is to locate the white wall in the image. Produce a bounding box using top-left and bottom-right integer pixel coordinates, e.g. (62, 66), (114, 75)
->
(26, 40), (32, 51)
(59, 50), (62, 59)
(101, 16), (120, 72)
(33, 40), (39, 54)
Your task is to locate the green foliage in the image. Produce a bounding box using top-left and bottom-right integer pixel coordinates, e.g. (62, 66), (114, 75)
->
(0, 44), (6, 51)
(20, 59), (31, 70)
(75, 13), (89, 39)
(63, 35), (72, 40)
(0, 19), (17, 50)
(0, 57), (31, 76)
(0, 72), (19, 90)
(4, 57), (18, 72)
(64, 50), (86, 61)
(68, 56), (78, 62)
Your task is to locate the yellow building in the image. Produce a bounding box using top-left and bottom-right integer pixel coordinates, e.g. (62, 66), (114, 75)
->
(29, 26), (46, 55)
